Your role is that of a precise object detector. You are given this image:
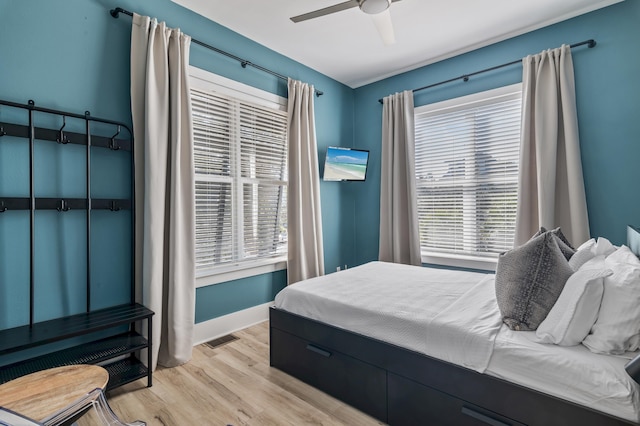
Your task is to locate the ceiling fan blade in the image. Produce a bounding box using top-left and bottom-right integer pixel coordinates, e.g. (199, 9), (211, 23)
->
(291, 0), (359, 23)
(371, 9), (396, 45)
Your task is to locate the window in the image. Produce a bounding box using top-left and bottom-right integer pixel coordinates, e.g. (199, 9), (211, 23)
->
(190, 68), (288, 285)
(414, 84), (522, 269)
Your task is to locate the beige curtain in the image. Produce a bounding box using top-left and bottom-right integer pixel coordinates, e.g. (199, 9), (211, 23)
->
(130, 14), (195, 370)
(287, 79), (325, 284)
(379, 91), (421, 265)
(515, 45), (590, 246)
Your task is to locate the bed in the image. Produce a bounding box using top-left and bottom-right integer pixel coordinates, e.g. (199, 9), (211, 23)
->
(269, 227), (640, 425)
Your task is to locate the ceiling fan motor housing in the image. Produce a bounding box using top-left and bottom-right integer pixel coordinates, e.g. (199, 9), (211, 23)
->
(359, 0), (391, 15)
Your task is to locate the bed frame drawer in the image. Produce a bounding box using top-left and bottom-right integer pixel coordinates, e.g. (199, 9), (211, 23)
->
(270, 328), (387, 421)
(270, 307), (636, 426)
(388, 373), (526, 426)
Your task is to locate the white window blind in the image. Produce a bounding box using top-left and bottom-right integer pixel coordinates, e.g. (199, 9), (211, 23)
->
(414, 84), (522, 261)
(191, 79), (288, 276)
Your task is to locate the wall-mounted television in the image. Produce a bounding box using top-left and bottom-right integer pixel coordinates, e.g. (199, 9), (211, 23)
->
(323, 146), (369, 181)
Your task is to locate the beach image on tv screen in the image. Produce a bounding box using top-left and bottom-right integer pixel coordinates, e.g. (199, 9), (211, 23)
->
(324, 148), (368, 181)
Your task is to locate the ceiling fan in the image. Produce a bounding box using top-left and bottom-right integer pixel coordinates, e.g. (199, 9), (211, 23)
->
(290, 0), (401, 45)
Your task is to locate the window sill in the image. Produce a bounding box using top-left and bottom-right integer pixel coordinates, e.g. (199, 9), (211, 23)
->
(421, 252), (497, 272)
(196, 257), (287, 288)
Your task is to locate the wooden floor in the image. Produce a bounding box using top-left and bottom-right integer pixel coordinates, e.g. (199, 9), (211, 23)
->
(78, 321), (384, 425)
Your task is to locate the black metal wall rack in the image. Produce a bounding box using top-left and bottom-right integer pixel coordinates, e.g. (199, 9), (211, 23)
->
(0, 98), (153, 390)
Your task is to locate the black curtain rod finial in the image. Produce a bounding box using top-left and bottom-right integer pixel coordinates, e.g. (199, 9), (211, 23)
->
(110, 7), (131, 18)
(588, 39), (596, 48)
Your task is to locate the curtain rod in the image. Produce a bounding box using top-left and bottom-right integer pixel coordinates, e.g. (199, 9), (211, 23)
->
(377, 39), (596, 104)
(110, 7), (323, 97)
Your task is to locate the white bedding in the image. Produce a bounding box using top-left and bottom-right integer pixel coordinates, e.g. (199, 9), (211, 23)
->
(273, 261), (640, 422)
(275, 261), (502, 372)
(487, 326), (640, 422)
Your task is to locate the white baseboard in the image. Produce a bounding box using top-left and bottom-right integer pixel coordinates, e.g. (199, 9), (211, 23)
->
(192, 302), (273, 346)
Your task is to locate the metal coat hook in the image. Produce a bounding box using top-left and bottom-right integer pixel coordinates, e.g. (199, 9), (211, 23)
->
(0, 201), (6, 213)
(57, 116), (69, 144)
(57, 199), (70, 212)
(109, 126), (121, 151)
(109, 200), (121, 212)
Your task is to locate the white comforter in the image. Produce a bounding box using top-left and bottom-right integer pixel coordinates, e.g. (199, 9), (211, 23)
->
(274, 261), (502, 373)
(274, 261), (640, 422)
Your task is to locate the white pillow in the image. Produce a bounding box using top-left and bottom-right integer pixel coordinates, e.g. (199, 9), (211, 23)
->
(535, 255), (611, 346)
(576, 238), (596, 251)
(569, 238), (596, 270)
(607, 244), (640, 264)
(593, 236), (617, 257)
(582, 246), (640, 354)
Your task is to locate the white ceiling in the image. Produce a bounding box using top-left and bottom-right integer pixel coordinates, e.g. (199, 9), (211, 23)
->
(172, 0), (622, 88)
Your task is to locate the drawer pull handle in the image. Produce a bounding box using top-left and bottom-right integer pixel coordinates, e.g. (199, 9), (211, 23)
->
(461, 407), (510, 426)
(306, 344), (331, 358)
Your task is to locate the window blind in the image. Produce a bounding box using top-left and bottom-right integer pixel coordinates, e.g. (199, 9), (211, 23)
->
(192, 87), (288, 274)
(414, 85), (522, 259)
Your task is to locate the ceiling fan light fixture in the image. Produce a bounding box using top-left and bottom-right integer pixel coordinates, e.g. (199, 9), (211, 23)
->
(358, 0), (391, 15)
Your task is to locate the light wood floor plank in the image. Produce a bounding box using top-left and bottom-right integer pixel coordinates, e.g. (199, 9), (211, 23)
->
(77, 321), (384, 426)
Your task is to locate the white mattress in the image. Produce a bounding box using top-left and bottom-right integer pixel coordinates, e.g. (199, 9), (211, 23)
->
(274, 261), (640, 423)
(275, 261), (502, 372)
(487, 326), (640, 422)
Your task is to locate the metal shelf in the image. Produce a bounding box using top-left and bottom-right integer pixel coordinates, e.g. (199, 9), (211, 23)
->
(0, 330), (149, 385)
(0, 303), (152, 355)
(105, 357), (149, 390)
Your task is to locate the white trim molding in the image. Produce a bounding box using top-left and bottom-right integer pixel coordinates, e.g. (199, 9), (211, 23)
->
(196, 259), (287, 288)
(192, 302), (273, 346)
(422, 252), (497, 272)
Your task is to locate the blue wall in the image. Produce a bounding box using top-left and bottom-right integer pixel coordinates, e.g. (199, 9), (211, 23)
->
(0, 0), (354, 328)
(352, 0), (640, 265)
(1, 0), (638, 329)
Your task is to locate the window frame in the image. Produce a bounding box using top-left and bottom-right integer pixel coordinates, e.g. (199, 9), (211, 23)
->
(414, 83), (522, 271)
(190, 67), (288, 288)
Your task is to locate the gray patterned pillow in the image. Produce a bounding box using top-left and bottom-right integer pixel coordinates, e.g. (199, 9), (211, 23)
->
(495, 231), (574, 331)
(533, 226), (575, 260)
